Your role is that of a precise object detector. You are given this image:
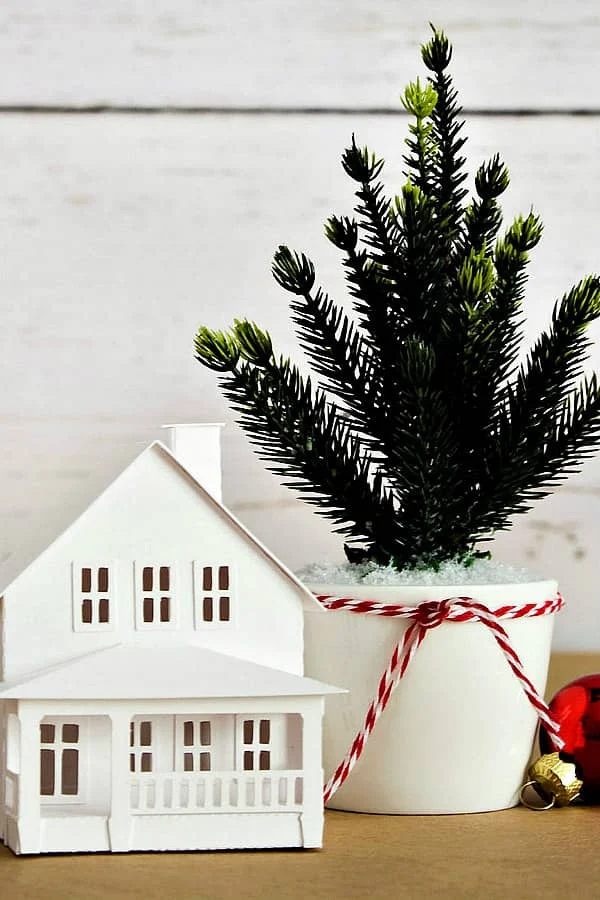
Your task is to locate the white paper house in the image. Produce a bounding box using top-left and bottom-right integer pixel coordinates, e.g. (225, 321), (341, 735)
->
(0, 424), (341, 855)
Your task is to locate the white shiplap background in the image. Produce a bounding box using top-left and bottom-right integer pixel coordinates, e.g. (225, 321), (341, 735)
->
(1, 1), (600, 649)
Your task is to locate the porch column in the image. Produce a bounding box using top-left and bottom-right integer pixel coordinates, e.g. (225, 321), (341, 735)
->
(0, 702), (6, 844)
(107, 707), (132, 852)
(300, 697), (325, 848)
(16, 701), (41, 854)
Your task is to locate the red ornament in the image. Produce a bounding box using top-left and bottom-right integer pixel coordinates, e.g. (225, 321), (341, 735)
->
(540, 674), (600, 801)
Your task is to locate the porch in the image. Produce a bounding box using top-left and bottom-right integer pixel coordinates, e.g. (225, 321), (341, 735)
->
(16, 771), (307, 853)
(2, 695), (325, 853)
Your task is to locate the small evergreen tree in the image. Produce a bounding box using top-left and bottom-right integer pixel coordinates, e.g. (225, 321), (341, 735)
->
(194, 26), (600, 571)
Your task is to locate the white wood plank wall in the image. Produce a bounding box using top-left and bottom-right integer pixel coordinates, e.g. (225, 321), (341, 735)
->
(1, 2), (599, 650)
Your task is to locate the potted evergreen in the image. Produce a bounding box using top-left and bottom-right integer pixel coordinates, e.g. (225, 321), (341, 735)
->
(194, 27), (600, 814)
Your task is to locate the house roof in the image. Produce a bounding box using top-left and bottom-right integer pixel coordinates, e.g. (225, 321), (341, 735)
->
(0, 644), (345, 700)
(1, 438), (323, 613)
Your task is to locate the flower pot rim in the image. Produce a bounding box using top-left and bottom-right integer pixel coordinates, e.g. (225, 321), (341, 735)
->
(304, 578), (560, 610)
(307, 578), (558, 588)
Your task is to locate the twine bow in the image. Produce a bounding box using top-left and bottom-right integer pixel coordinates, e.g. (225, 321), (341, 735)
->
(414, 598), (453, 628)
(315, 593), (565, 804)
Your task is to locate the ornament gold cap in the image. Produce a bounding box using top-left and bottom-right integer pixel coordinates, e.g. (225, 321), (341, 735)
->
(520, 752), (583, 810)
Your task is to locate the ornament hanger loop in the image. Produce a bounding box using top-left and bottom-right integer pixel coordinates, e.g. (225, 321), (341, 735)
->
(519, 781), (555, 811)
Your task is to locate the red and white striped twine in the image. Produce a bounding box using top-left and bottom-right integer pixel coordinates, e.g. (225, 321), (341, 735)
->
(314, 591), (565, 805)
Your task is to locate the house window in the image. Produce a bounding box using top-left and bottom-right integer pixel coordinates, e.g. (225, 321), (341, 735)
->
(39, 719), (82, 800)
(193, 563), (234, 627)
(130, 719), (154, 773)
(135, 563), (177, 628)
(238, 717), (272, 771)
(179, 718), (213, 772)
(72, 564), (114, 631)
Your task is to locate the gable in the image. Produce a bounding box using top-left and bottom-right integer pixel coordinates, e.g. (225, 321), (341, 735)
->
(2, 442), (318, 608)
(1, 442), (320, 681)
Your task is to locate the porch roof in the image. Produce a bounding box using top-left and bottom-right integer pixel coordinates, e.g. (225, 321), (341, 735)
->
(0, 644), (345, 700)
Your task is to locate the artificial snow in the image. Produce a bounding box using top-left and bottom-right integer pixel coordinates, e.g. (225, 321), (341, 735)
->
(297, 558), (539, 586)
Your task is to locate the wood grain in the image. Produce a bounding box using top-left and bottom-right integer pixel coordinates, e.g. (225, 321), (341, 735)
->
(3, 807), (599, 900)
(0, 0), (599, 109)
(1, 112), (600, 649)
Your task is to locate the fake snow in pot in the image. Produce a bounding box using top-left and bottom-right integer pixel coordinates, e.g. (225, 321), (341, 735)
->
(195, 28), (600, 814)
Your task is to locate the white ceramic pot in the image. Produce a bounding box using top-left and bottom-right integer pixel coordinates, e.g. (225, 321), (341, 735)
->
(304, 580), (559, 814)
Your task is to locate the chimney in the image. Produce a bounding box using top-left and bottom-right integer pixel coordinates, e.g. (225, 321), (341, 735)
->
(162, 423), (224, 503)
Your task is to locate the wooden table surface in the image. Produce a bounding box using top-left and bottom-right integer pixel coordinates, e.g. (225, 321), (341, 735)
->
(1, 653), (599, 900)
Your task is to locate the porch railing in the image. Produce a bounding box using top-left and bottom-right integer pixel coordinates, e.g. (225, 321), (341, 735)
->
(129, 769), (304, 814)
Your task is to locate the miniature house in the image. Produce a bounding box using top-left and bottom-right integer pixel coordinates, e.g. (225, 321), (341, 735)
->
(0, 424), (341, 855)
